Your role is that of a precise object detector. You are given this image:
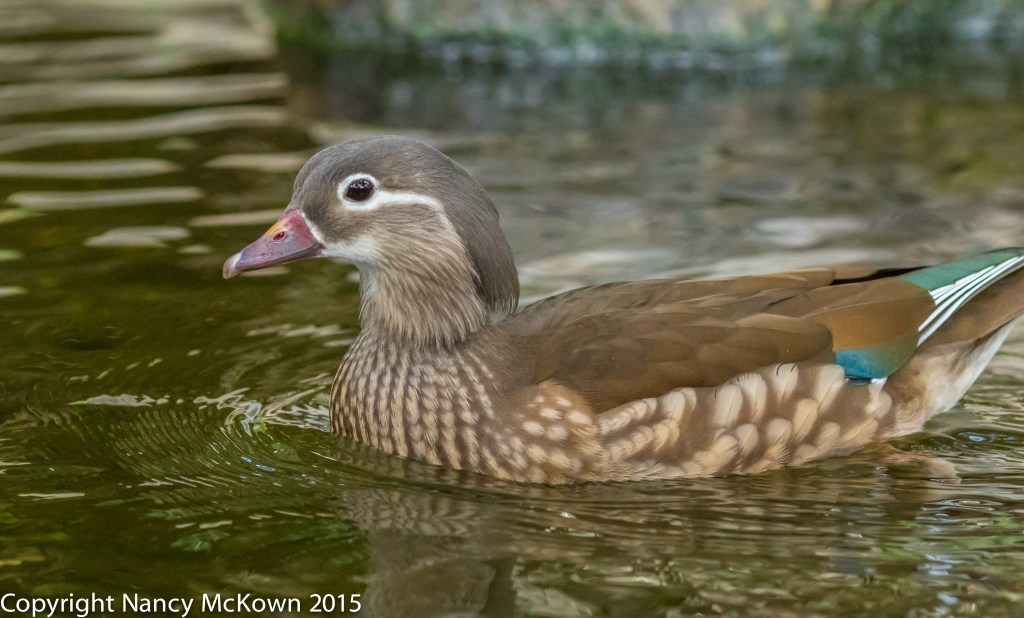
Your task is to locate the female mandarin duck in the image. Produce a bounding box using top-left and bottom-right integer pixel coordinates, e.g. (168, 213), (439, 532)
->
(224, 136), (1024, 484)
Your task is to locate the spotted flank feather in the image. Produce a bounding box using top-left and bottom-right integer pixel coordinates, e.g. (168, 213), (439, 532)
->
(595, 362), (892, 480)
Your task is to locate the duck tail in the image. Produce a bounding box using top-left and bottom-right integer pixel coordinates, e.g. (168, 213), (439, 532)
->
(872, 249), (1024, 437)
(898, 248), (1024, 344)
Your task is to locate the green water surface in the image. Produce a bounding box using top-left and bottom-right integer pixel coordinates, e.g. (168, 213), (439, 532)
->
(4, 1), (1024, 616)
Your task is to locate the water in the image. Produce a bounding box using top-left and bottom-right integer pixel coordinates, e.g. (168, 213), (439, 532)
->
(4, 1), (1024, 616)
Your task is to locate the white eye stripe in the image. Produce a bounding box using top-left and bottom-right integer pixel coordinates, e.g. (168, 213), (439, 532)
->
(336, 173), (442, 212)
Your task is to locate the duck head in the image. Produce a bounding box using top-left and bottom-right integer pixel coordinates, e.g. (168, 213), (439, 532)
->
(223, 136), (519, 347)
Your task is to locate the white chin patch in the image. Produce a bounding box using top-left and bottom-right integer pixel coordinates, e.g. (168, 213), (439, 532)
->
(322, 235), (381, 265)
(300, 211), (380, 264)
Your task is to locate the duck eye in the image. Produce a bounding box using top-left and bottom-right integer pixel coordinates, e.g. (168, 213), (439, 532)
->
(345, 178), (374, 202)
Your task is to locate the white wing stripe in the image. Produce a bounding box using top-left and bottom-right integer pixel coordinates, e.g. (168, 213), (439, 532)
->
(918, 256), (1024, 344)
(919, 266), (994, 333)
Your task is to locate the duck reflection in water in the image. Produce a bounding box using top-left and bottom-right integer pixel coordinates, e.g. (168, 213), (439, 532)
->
(323, 438), (963, 617)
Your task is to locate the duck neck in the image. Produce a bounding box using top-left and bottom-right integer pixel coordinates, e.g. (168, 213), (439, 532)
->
(330, 228), (518, 458)
(356, 260), (490, 349)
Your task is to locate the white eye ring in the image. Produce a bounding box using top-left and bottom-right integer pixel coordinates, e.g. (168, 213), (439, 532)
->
(337, 173), (379, 210)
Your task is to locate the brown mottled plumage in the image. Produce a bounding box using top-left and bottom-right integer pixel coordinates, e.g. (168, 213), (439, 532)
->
(224, 136), (1024, 484)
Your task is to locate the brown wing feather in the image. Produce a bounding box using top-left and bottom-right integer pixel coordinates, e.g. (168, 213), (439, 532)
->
(504, 267), (954, 412)
(928, 268), (1024, 345)
(766, 278), (934, 351)
(529, 301), (835, 411)
(502, 268), (839, 336)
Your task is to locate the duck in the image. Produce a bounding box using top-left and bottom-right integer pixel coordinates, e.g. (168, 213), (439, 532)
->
(223, 135), (1024, 484)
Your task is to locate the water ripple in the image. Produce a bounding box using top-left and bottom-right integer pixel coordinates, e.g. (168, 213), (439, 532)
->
(0, 105), (290, 155)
